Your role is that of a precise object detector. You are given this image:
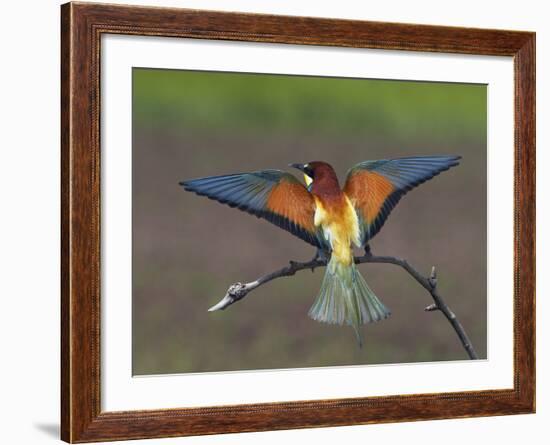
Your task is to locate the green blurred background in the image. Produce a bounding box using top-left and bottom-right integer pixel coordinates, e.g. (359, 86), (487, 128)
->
(132, 68), (487, 375)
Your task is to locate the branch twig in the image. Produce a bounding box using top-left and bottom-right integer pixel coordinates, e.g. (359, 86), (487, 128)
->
(208, 252), (479, 360)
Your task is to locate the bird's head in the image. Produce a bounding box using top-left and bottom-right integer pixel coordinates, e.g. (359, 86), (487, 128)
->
(289, 161), (336, 187)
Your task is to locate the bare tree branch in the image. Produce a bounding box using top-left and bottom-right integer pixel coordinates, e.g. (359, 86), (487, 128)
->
(208, 251), (479, 360)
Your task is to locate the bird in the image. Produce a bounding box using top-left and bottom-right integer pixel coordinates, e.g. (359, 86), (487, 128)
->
(180, 155), (461, 345)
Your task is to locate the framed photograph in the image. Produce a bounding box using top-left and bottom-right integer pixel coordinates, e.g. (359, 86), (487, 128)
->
(61, 2), (535, 442)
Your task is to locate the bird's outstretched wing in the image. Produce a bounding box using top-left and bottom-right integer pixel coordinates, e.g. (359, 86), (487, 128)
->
(343, 155), (461, 244)
(180, 170), (326, 248)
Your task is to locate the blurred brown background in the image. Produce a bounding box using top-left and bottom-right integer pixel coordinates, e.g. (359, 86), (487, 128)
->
(132, 68), (487, 375)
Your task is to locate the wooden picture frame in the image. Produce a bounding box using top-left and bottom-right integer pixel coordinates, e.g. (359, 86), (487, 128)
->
(61, 2), (535, 442)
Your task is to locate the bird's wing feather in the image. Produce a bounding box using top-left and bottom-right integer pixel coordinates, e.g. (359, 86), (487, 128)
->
(181, 170), (326, 248)
(343, 155), (461, 244)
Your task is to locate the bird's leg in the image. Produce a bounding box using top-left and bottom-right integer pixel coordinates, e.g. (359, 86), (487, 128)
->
(309, 250), (318, 262)
(309, 248), (328, 271)
(364, 244), (372, 257)
(310, 248), (321, 262)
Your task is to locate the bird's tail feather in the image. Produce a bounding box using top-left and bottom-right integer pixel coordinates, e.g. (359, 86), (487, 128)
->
(308, 257), (391, 346)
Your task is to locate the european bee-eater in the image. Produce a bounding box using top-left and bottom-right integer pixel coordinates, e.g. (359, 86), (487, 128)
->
(180, 155), (460, 345)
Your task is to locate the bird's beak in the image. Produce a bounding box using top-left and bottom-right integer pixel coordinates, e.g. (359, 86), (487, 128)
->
(289, 163), (306, 172)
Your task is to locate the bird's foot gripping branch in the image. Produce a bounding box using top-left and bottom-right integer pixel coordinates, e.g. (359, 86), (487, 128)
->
(208, 251), (479, 360)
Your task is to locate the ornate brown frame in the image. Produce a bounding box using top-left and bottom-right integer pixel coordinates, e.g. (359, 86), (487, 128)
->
(61, 2), (535, 442)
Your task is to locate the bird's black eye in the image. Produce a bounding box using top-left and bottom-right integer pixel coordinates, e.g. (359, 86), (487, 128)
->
(304, 166), (314, 178)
